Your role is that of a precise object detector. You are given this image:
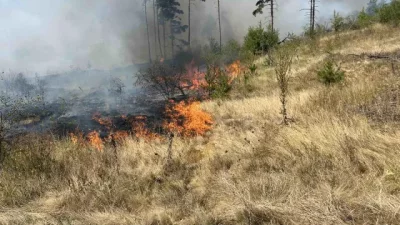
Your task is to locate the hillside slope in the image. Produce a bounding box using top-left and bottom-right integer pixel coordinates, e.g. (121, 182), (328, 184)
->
(1, 24), (400, 225)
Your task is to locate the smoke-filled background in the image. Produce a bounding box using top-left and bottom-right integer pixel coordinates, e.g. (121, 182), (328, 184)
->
(0, 0), (374, 75)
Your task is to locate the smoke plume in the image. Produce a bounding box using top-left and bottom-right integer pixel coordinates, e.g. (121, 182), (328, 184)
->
(0, 0), (373, 73)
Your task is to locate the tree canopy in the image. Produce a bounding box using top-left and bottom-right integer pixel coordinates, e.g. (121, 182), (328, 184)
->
(253, 0), (272, 16)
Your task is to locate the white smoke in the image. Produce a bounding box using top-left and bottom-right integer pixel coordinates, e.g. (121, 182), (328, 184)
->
(0, 0), (372, 74)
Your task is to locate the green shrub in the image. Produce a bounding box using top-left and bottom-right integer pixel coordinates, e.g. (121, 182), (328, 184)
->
(238, 49), (256, 65)
(204, 66), (232, 99)
(367, 0), (380, 15)
(223, 39), (242, 64)
(357, 8), (375, 28)
(249, 64), (257, 75)
(378, 0), (400, 25)
(201, 38), (223, 66)
(317, 59), (345, 85)
(243, 23), (279, 55)
(331, 11), (345, 32)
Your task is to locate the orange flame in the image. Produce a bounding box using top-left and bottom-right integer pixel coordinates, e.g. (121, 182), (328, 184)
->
(180, 59), (243, 96)
(109, 130), (130, 143)
(131, 116), (160, 140)
(86, 131), (104, 151)
(70, 133), (78, 144)
(92, 112), (113, 130)
(69, 131), (85, 146)
(225, 60), (242, 83)
(163, 100), (213, 137)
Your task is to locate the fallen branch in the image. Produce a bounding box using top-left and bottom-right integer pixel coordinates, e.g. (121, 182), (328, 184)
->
(347, 53), (400, 62)
(347, 53), (399, 76)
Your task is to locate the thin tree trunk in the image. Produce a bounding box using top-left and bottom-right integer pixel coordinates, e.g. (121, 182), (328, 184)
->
(0, 113), (3, 170)
(188, 0), (191, 49)
(163, 23), (166, 59)
(171, 24), (175, 57)
(310, 0), (316, 36)
(310, 0), (313, 34)
(217, 0), (222, 52)
(281, 93), (288, 125)
(270, 0), (274, 30)
(144, 0), (152, 63)
(167, 133), (174, 161)
(158, 19), (164, 58)
(153, 0), (158, 58)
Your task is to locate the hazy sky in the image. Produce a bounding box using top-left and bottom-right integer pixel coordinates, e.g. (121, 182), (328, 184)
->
(0, 0), (372, 75)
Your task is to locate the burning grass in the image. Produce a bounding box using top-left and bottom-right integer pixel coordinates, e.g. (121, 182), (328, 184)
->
(131, 115), (160, 140)
(86, 131), (104, 151)
(69, 99), (214, 149)
(181, 59), (245, 98)
(163, 100), (213, 137)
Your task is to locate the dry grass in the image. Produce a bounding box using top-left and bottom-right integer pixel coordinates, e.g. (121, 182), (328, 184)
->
(2, 24), (400, 224)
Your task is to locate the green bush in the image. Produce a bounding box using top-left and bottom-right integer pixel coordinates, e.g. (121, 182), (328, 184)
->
(201, 38), (225, 67)
(378, 0), (400, 25)
(357, 8), (375, 28)
(317, 59), (345, 85)
(222, 39), (242, 64)
(248, 64), (257, 75)
(331, 11), (345, 32)
(243, 23), (279, 55)
(238, 49), (256, 65)
(204, 66), (232, 99)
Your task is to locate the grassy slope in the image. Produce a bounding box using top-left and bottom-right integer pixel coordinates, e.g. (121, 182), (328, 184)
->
(2, 24), (400, 224)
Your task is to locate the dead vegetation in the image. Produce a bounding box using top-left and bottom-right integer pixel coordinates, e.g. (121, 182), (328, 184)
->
(2, 24), (400, 225)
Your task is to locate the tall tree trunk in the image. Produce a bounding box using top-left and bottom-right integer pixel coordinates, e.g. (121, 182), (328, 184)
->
(0, 113), (4, 170)
(158, 19), (164, 58)
(217, 0), (222, 52)
(311, 0), (316, 35)
(153, 0), (158, 58)
(270, 0), (274, 30)
(144, 0), (152, 63)
(310, 0), (313, 34)
(309, 0), (316, 36)
(188, 0), (191, 49)
(163, 23), (166, 59)
(171, 24), (175, 57)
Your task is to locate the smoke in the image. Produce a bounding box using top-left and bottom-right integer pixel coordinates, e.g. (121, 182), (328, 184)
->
(0, 0), (372, 73)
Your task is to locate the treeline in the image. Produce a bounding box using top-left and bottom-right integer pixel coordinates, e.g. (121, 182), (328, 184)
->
(143, 0), (210, 62)
(143, 0), (400, 64)
(304, 0), (400, 36)
(243, 0), (400, 57)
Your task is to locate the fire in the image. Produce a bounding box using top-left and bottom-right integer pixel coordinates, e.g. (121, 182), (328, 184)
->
(163, 100), (213, 137)
(86, 131), (104, 151)
(70, 131), (85, 146)
(92, 112), (113, 130)
(110, 130), (129, 143)
(131, 115), (160, 140)
(181, 60), (243, 96)
(70, 133), (78, 144)
(226, 60), (242, 83)
(179, 60), (206, 93)
(70, 132), (80, 145)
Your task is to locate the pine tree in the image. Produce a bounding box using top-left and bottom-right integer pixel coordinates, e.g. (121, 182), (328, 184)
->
(157, 0), (187, 58)
(217, 0), (222, 52)
(153, 0), (159, 58)
(253, 0), (275, 30)
(144, 0), (152, 62)
(310, 0), (316, 36)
